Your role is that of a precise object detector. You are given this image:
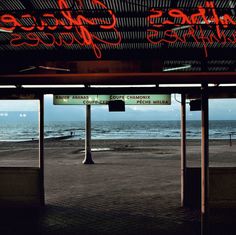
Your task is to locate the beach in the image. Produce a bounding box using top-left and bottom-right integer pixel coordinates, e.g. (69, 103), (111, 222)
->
(0, 139), (236, 235)
(0, 138), (235, 167)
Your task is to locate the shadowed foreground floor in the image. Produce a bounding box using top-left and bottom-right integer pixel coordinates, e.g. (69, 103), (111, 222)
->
(0, 139), (236, 235)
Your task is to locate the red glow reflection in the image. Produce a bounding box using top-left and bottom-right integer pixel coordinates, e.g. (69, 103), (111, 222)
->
(0, 0), (121, 58)
(147, 1), (236, 58)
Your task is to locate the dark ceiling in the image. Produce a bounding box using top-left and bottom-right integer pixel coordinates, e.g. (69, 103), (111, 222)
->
(0, 0), (235, 74)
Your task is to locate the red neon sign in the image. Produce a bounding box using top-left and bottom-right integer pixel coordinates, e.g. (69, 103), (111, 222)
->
(0, 1), (235, 59)
(0, 0), (121, 58)
(147, 1), (236, 58)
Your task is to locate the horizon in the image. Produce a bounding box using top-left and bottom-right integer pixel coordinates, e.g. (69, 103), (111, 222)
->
(1, 115), (236, 122)
(0, 95), (236, 122)
(0, 94), (236, 121)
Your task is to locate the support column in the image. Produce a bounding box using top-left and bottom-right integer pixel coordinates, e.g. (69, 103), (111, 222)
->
(39, 95), (45, 206)
(201, 84), (209, 235)
(83, 105), (94, 164)
(181, 94), (187, 207)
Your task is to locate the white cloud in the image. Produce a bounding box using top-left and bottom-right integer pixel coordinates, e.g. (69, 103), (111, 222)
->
(0, 100), (38, 112)
(127, 105), (172, 111)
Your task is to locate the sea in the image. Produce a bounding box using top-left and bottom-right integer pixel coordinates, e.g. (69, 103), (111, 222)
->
(0, 120), (236, 142)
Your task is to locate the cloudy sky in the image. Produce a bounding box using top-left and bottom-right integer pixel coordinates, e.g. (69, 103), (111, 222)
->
(0, 94), (235, 121)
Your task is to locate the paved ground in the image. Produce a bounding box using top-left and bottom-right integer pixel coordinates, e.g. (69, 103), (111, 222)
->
(0, 139), (236, 235)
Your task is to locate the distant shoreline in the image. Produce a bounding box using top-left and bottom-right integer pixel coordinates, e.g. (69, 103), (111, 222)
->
(0, 138), (234, 146)
(0, 137), (235, 142)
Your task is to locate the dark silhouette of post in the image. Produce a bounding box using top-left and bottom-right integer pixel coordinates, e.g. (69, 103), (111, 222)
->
(201, 84), (209, 235)
(39, 95), (45, 206)
(83, 105), (94, 164)
(181, 93), (186, 207)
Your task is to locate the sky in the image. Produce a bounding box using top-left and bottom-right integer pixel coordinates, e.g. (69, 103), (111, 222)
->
(0, 94), (236, 121)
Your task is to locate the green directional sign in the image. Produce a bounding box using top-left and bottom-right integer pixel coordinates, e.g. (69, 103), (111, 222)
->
(53, 94), (171, 105)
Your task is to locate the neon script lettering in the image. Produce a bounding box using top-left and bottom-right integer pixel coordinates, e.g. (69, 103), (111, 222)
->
(0, 0), (121, 58)
(147, 1), (236, 58)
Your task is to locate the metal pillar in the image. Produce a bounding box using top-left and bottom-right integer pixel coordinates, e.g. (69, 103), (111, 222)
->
(39, 95), (45, 206)
(83, 105), (94, 164)
(201, 84), (209, 235)
(181, 94), (187, 207)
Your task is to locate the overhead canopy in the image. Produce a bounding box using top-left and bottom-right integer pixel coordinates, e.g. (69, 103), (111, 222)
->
(0, 0), (235, 84)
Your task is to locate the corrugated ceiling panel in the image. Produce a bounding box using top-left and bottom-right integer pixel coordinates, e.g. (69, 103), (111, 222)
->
(0, 0), (235, 72)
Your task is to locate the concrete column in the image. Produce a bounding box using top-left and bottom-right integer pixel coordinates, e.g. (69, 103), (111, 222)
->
(39, 95), (45, 206)
(83, 105), (94, 164)
(181, 94), (187, 207)
(201, 84), (209, 235)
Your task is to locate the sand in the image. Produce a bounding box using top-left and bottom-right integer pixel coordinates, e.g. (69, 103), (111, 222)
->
(0, 139), (236, 235)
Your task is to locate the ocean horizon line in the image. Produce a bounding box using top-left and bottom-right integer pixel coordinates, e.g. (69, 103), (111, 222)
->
(0, 120), (236, 142)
